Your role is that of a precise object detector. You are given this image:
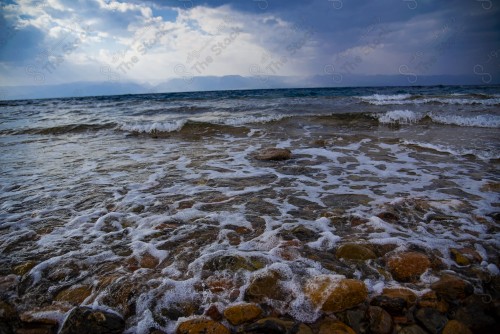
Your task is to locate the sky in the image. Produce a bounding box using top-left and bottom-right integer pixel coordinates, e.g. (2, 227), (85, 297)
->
(0, 0), (499, 97)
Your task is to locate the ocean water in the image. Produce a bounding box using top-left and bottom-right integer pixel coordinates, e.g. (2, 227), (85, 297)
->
(1, 85), (499, 332)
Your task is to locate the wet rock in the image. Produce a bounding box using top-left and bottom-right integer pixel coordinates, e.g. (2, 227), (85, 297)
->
(322, 194), (372, 209)
(0, 299), (18, 334)
(336, 243), (377, 260)
(376, 212), (399, 223)
(19, 304), (71, 326)
(246, 197), (281, 216)
(0, 275), (18, 293)
(430, 274), (473, 301)
(319, 319), (356, 334)
(176, 318), (230, 334)
(245, 271), (288, 303)
(451, 295), (497, 333)
(417, 291), (448, 313)
(282, 225), (317, 242)
(204, 305), (222, 321)
(368, 306), (393, 334)
(350, 216), (369, 227)
(244, 319), (313, 334)
(312, 139), (327, 147)
(398, 325), (428, 334)
(226, 232), (241, 245)
(203, 255), (266, 272)
(480, 182), (500, 192)
(449, 248), (482, 266)
(301, 248), (353, 277)
(55, 285), (92, 305)
(305, 276), (367, 313)
(371, 295), (407, 315)
(386, 252), (431, 282)
(12, 261), (37, 276)
(139, 253), (159, 269)
(101, 280), (144, 317)
(344, 308), (368, 333)
(178, 200), (195, 209)
(15, 326), (55, 334)
(223, 303), (262, 325)
(415, 308), (448, 334)
(254, 148), (292, 161)
(130, 204), (145, 213)
(442, 320), (472, 334)
(381, 288), (417, 306)
(161, 300), (200, 321)
(59, 307), (124, 334)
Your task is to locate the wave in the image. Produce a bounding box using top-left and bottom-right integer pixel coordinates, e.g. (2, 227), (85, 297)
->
(0, 123), (116, 135)
(359, 94), (500, 106)
(375, 110), (500, 128)
(2, 109), (499, 137)
(219, 114), (289, 126)
(377, 110), (423, 124)
(119, 120), (187, 134)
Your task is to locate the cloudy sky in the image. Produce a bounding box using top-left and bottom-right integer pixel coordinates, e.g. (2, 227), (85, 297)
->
(0, 0), (499, 92)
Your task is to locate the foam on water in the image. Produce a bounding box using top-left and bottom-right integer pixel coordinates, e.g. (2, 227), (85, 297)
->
(377, 109), (423, 124)
(120, 119), (187, 133)
(360, 93), (500, 106)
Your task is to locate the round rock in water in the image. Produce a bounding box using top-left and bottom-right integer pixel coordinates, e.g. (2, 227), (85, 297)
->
(254, 148), (292, 161)
(59, 307), (125, 334)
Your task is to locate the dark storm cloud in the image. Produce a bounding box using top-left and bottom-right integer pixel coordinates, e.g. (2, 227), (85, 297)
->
(0, 0), (498, 88)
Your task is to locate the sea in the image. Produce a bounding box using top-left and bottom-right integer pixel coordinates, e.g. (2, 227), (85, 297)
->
(0, 85), (499, 332)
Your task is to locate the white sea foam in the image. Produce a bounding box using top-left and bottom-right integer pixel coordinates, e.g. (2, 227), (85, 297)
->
(360, 94), (412, 104)
(120, 119), (187, 133)
(377, 110), (422, 124)
(376, 110), (500, 128)
(430, 114), (500, 128)
(360, 94), (500, 106)
(222, 114), (289, 126)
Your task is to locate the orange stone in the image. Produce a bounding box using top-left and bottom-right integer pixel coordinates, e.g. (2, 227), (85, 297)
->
(305, 276), (368, 313)
(176, 319), (230, 334)
(55, 285), (92, 305)
(223, 303), (262, 325)
(386, 252), (431, 282)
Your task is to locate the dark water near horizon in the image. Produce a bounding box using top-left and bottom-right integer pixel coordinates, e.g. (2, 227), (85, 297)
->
(0, 85), (499, 332)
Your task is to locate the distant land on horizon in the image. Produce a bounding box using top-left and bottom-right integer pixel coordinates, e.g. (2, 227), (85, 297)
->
(1, 74), (498, 101)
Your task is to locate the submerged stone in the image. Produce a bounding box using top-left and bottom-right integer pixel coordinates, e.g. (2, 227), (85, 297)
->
(242, 317), (295, 334)
(55, 285), (92, 305)
(245, 271), (288, 303)
(398, 325), (428, 334)
(430, 274), (473, 301)
(12, 261), (37, 276)
(368, 306), (393, 334)
(336, 243), (377, 260)
(442, 320), (473, 334)
(203, 255), (266, 272)
(319, 320), (356, 334)
(59, 307), (125, 334)
(370, 295), (407, 315)
(223, 303), (262, 325)
(381, 288), (417, 306)
(176, 318), (229, 334)
(254, 148), (292, 161)
(305, 276), (368, 313)
(449, 248), (482, 266)
(415, 308), (448, 334)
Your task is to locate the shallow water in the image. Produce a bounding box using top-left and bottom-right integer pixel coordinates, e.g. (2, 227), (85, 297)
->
(1, 86), (499, 332)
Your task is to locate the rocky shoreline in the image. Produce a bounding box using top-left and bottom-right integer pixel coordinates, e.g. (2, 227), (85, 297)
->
(1, 235), (498, 334)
